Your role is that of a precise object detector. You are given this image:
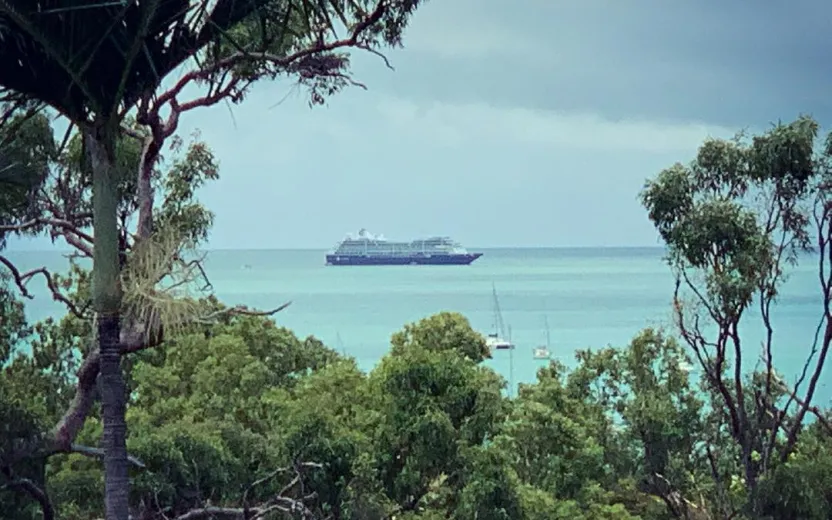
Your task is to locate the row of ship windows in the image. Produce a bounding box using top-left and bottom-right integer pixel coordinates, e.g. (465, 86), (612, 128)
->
(340, 241), (456, 246)
(336, 246), (455, 251)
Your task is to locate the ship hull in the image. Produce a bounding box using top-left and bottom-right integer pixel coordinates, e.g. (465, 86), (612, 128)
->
(326, 253), (482, 266)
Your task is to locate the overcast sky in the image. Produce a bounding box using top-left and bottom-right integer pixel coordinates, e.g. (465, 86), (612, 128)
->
(12, 0), (832, 249)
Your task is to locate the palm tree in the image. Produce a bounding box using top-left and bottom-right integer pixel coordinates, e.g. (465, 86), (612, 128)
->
(0, 1), (422, 518)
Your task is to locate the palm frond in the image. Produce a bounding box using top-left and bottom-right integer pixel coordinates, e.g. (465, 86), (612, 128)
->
(0, 0), (423, 122)
(120, 226), (206, 340)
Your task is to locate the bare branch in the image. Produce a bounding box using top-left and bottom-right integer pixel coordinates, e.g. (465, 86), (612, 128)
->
(47, 356), (96, 456)
(195, 301), (292, 325)
(175, 507), (246, 520)
(171, 461), (323, 520)
(69, 444), (145, 469)
(674, 271), (743, 440)
(0, 254), (89, 318)
(62, 233), (94, 258)
(241, 462), (323, 510)
(149, 0), (391, 127)
(782, 195), (832, 458)
(135, 133), (155, 241)
(0, 217), (94, 245)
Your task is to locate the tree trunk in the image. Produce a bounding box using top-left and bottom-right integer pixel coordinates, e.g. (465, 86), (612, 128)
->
(86, 126), (130, 520)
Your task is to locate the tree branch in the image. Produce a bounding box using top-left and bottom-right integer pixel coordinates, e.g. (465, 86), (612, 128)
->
(0, 466), (54, 520)
(148, 0), (391, 129)
(782, 195), (832, 458)
(0, 254), (89, 318)
(173, 462), (322, 520)
(195, 302), (292, 325)
(69, 444), (145, 469)
(0, 102), (45, 148)
(135, 132), (155, 241)
(674, 272), (743, 441)
(174, 507), (247, 520)
(16, 298), (286, 469)
(0, 217), (94, 246)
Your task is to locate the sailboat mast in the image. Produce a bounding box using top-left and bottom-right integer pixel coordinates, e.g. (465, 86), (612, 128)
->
(508, 325), (514, 398)
(492, 283), (507, 338)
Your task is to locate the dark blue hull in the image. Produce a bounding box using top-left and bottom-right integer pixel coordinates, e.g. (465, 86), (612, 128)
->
(326, 253), (483, 266)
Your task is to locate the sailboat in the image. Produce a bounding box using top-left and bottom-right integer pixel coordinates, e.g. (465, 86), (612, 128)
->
(533, 316), (552, 360)
(485, 284), (514, 351)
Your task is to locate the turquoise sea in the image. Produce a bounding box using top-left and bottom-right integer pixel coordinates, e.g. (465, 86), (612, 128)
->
(5, 247), (829, 403)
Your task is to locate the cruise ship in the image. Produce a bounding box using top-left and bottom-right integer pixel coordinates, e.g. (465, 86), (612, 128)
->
(326, 229), (483, 266)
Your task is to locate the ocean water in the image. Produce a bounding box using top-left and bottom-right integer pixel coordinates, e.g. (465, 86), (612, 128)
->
(5, 247), (829, 403)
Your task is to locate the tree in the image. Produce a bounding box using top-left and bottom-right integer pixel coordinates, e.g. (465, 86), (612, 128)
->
(566, 330), (707, 519)
(0, 1), (424, 517)
(390, 312), (491, 363)
(367, 317), (507, 517)
(640, 115), (832, 516)
(0, 115), (268, 519)
(0, 111), (56, 249)
(503, 359), (642, 520)
(4, 270), (831, 520)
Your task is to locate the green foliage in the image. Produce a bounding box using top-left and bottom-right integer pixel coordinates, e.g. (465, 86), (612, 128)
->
(155, 133), (220, 248)
(755, 429), (832, 519)
(5, 112), (832, 520)
(0, 0), (426, 122)
(2, 287), (832, 519)
(59, 121), (146, 218)
(640, 115), (832, 519)
(0, 278), (60, 520)
(41, 122), (219, 251)
(368, 342), (506, 514)
(640, 116), (819, 319)
(0, 112), (56, 247)
(390, 311), (491, 363)
(0, 272), (29, 362)
(1, 2), (429, 518)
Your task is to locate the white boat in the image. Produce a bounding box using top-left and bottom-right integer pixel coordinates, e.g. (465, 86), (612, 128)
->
(486, 284), (514, 351)
(486, 334), (514, 350)
(533, 316), (552, 360)
(533, 347), (551, 360)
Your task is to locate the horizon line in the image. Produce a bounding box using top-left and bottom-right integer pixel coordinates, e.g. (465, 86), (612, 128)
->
(7, 244), (668, 253)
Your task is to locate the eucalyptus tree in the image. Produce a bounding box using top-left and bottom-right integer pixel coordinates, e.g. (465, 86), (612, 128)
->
(0, 110), (56, 247)
(640, 116), (832, 516)
(0, 3), (423, 517)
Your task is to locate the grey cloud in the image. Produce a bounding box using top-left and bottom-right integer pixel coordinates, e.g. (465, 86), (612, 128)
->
(362, 0), (832, 127)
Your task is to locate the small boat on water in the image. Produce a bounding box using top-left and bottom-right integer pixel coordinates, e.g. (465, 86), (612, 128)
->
(486, 333), (514, 351)
(486, 284), (514, 351)
(533, 316), (552, 360)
